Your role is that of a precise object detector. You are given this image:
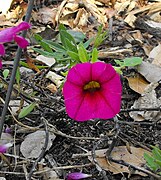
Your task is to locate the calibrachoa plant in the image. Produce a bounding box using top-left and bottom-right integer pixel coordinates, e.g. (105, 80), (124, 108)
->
(63, 62), (122, 121)
(0, 21), (31, 68)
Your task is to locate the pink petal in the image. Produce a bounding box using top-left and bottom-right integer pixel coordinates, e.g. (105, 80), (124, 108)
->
(63, 81), (85, 120)
(73, 91), (118, 121)
(14, 35), (29, 48)
(66, 172), (90, 180)
(66, 65), (85, 86)
(0, 28), (14, 42)
(70, 63), (92, 83)
(0, 22), (30, 43)
(63, 81), (83, 99)
(92, 62), (116, 83)
(0, 44), (5, 55)
(14, 22), (31, 33)
(0, 143), (12, 153)
(74, 92), (103, 121)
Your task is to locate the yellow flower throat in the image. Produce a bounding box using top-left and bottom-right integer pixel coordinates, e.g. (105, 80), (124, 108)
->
(83, 81), (100, 91)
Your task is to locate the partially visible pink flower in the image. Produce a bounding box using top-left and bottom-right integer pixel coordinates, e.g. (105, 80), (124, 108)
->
(0, 143), (12, 153)
(66, 172), (91, 180)
(0, 21), (31, 68)
(63, 62), (122, 121)
(4, 127), (11, 134)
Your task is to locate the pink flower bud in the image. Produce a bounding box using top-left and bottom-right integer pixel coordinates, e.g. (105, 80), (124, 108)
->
(66, 172), (91, 180)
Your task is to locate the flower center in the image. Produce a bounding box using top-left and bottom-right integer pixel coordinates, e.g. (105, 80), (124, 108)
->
(83, 81), (100, 92)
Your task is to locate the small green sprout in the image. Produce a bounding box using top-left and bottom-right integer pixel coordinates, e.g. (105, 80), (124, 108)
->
(144, 145), (161, 175)
(114, 57), (142, 74)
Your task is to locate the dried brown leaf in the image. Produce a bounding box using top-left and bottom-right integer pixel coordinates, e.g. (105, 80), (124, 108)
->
(88, 146), (148, 176)
(25, 55), (40, 73)
(46, 84), (57, 94)
(137, 61), (161, 82)
(126, 74), (149, 94)
(74, 8), (88, 27)
(114, 0), (131, 13)
(32, 7), (57, 25)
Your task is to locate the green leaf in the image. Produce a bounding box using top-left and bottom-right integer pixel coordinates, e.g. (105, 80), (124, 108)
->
(144, 153), (159, 171)
(114, 60), (124, 66)
(32, 48), (56, 57)
(2, 69), (9, 79)
(40, 40), (53, 53)
(91, 48), (98, 63)
(124, 57), (142, 67)
(61, 70), (68, 76)
(60, 29), (76, 49)
(16, 67), (20, 85)
(83, 37), (94, 49)
(59, 24), (66, 31)
(113, 66), (123, 74)
(155, 159), (161, 167)
(63, 38), (77, 52)
(115, 57), (142, 68)
(18, 102), (37, 119)
(43, 40), (66, 52)
(67, 30), (86, 43)
(78, 43), (89, 62)
(152, 146), (161, 162)
(34, 34), (43, 41)
(67, 51), (80, 61)
(93, 25), (108, 48)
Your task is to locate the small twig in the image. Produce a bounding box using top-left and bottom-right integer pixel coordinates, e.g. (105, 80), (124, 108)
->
(109, 157), (161, 180)
(120, 106), (161, 112)
(47, 122), (101, 140)
(4, 153), (46, 165)
(91, 138), (109, 180)
(119, 132), (151, 151)
(0, 0), (34, 138)
(106, 116), (120, 158)
(91, 117), (121, 180)
(13, 125), (18, 172)
(117, 120), (161, 126)
(34, 163), (93, 175)
(0, 171), (25, 175)
(28, 117), (49, 180)
(0, 163), (93, 177)
(23, 163), (29, 180)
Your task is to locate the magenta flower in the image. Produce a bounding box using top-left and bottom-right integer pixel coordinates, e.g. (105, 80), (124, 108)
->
(66, 172), (91, 180)
(0, 21), (31, 68)
(0, 143), (12, 153)
(63, 62), (122, 121)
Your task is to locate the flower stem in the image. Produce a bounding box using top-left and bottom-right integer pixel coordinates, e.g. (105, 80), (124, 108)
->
(0, 0), (34, 138)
